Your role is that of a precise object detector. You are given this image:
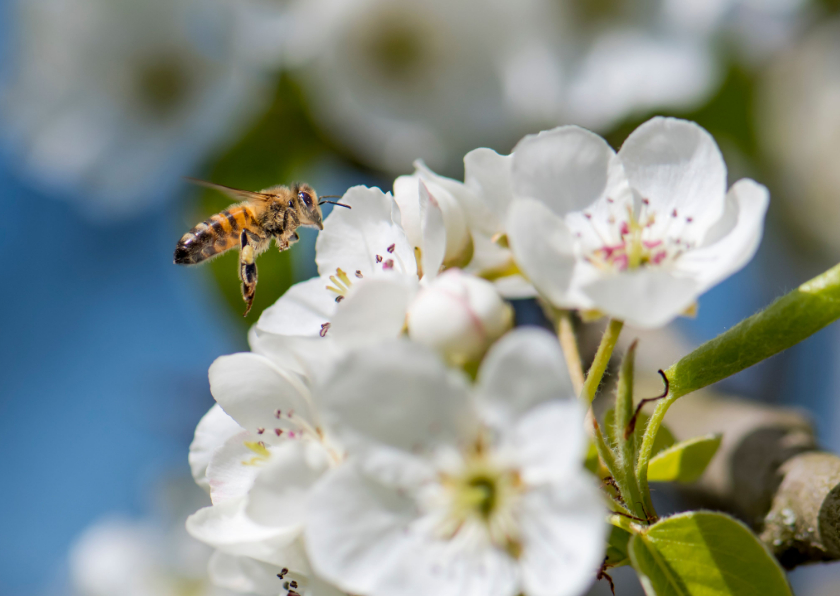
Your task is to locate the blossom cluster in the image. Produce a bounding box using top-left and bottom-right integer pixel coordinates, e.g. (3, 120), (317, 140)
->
(186, 117), (768, 596)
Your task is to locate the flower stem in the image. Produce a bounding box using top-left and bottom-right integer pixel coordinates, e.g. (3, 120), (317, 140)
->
(556, 311), (585, 395)
(581, 319), (624, 404)
(635, 393), (677, 516)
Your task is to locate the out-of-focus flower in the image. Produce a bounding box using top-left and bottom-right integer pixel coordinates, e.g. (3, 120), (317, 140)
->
(0, 0), (266, 220)
(70, 516), (235, 596)
(282, 0), (542, 172)
(759, 16), (840, 257)
(407, 269), (513, 367)
(505, 117), (769, 328)
(305, 330), (605, 596)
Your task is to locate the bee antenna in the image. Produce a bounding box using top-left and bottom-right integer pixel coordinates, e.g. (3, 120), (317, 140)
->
(319, 201), (351, 209)
(319, 195), (343, 199)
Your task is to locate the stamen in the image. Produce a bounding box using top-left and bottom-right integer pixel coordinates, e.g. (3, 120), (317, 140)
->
(387, 243), (396, 253)
(355, 270), (363, 278)
(383, 259), (394, 270)
(375, 255), (383, 263)
(320, 322), (330, 337)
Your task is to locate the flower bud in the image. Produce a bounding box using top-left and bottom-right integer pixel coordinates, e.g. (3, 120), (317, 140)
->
(407, 269), (513, 366)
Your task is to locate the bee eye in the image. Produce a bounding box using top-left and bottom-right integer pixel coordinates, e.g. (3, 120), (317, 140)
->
(298, 191), (312, 207)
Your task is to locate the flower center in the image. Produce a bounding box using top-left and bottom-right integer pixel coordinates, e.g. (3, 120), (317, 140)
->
(325, 268), (355, 303)
(583, 201), (692, 273)
(436, 440), (524, 557)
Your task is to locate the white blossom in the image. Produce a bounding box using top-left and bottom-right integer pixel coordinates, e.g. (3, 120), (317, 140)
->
(254, 184), (512, 373)
(0, 0), (266, 219)
(504, 117), (769, 328)
(186, 354), (345, 596)
(305, 329), (605, 596)
(70, 516), (235, 596)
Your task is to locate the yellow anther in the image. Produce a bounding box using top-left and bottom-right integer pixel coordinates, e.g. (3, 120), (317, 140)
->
(336, 268), (351, 286)
(241, 441), (271, 466)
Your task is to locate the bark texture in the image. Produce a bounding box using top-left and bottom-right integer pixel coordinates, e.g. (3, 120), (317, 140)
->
(663, 392), (840, 568)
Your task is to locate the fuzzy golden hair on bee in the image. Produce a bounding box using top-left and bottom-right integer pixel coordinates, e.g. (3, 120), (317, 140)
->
(174, 178), (349, 316)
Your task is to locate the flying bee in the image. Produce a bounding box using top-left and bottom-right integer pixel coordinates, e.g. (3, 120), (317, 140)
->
(174, 178), (348, 316)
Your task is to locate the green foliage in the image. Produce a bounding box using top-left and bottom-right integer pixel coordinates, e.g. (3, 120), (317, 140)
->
(665, 262), (840, 399)
(606, 525), (632, 568)
(647, 434), (721, 484)
(628, 511), (792, 596)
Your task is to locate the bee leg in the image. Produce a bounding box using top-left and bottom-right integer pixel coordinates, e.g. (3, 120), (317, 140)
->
(239, 230), (260, 316)
(277, 210), (301, 251)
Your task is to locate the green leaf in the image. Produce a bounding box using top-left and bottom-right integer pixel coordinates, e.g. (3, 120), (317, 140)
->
(647, 434), (722, 484)
(628, 511), (792, 596)
(666, 263), (840, 399)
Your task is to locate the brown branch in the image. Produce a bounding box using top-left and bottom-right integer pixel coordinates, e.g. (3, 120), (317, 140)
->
(663, 391), (840, 568)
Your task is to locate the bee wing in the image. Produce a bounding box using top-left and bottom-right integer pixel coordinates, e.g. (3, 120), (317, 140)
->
(185, 178), (272, 202)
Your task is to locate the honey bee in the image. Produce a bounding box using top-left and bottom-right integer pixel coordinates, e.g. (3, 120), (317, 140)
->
(174, 179), (348, 316)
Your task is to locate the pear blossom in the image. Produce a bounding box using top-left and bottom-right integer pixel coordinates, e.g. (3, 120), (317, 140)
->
(186, 353), (346, 596)
(70, 515), (236, 596)
(254, 184), (512, 374)
(504, 117), (769, 328)
(0, 0), (266, 219)
(305, 329), (606, 596)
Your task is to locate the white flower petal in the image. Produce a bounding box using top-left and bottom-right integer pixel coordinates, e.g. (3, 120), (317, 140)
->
(413, 161), (472, 263)
(519, 478), (606, 596)
(330, 277), (417, 346)
(209, 353), (315, 436)
(306, 464), (422, 596)
(618, 116), (727, 240)
(477, 328), (575, 423)
(419, 180), (447, 278)
(189, 404), (243, 493)
(581, 269), (700, 328)
(507, 401), (587, 485)
(318, 340), (475, 457)
(407, 270), (513, 366)
(208, 550), (307, 596)
(316, 186), (416, 279)
(246, 440), (332, 529)
(678, 178), (769, 291)
(207, 430), (272, 505)
(186, 500), (298, 563)
(463, 147), (514, 234)
(256, 277), (337, 338)
(512, 125), (631, 216)
(506, 198), (580, 308)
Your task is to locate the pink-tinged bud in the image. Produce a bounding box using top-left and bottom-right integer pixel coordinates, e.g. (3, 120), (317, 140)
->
(407, 269), (513, 366)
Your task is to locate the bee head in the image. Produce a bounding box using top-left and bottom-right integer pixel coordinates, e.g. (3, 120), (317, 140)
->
(294, 183), (323, 230)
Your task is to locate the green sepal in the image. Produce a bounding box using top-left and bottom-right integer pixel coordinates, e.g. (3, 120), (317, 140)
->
(606, 525), (633, 568)
(628, 511), (792, 596)
(647, 434), (722, 484)
(604, 409), (675, 456)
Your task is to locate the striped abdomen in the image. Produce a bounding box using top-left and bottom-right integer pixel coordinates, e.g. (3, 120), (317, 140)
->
(174, 205), (259, 265)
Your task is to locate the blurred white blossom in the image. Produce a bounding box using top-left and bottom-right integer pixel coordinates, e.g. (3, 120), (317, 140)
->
(306, 331), (605, 596)
(759, 16), (840, 257)
(505, 117), (769, 328)
(1, 0), (266, 219)
(70, 516), (235, 596)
